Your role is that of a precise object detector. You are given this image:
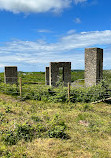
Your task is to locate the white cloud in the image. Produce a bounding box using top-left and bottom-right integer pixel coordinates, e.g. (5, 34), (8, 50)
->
(74, 18), (81, 23)
(0, 0), (88, 14)
(0, 0), (71, 13)
(1, 30), (111, 53)
(0, 30), (111, 71)
(74, 0), (87, 4)
(37, 29), (53, 33)
(67, 29), (76, 34)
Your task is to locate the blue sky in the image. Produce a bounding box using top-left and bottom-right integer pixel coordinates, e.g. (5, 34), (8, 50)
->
(0, 0), (111, 71)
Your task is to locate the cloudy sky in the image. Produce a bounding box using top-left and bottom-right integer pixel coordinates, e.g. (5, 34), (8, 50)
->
(0, 0), (111, 71)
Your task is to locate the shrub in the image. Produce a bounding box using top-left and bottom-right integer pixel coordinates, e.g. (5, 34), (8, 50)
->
(2, 114), (68, 145)
(48, 125), (67, 139)
(47, 114), (68, 139)
(70, 80), (110, 103)
(0, 83), (18, 96)
(2, 131), (18, 145)
(2, 124), (36, 145)
(48, 86), (67, 103)
(16, 124), (35, 141)
(0, 79), (110, 103)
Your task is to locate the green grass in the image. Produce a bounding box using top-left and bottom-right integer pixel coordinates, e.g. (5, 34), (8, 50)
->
(0, 70), (85, 83)
(0, 93), (111, 158)
(0, 70), (110, 83)
(18, 71), (45, 83)
(0, 72), (45, 84)
(0, 71), (111, 104)
(0, 79), (110, 103)
(71, 70), (84, 82)
(0, 71), (111, 157)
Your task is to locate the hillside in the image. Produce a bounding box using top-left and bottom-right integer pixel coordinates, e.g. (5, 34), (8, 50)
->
(0, 93), (111, 158)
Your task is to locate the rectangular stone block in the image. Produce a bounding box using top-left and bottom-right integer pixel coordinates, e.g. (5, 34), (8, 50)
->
(85, 48), (103, 87)
(49, 62), (71, 87)
(4, 66), (18, 84)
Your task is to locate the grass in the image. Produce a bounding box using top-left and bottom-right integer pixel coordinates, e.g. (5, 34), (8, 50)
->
(0, 70), (111, 157)
(0, 93), (111, 158)
(0, 70), (84, 83)
(0, 70), (110, 84)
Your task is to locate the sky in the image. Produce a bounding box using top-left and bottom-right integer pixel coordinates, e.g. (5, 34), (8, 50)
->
(0, 0), (111, 72)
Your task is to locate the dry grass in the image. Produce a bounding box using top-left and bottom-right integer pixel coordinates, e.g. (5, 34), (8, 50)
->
(0, 93), (111, 158)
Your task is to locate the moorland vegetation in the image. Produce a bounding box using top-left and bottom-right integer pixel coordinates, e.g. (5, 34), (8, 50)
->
(0, 70), (111, 157)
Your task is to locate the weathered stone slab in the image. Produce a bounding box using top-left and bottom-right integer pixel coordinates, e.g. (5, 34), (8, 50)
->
(49, 62), (71, 86)
(4, 66), (18, 84)
(85, 48), (103, 87)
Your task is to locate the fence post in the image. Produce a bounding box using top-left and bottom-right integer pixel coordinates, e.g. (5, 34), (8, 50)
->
(68, 82), (70, 102)
(19, 77), (22, 97)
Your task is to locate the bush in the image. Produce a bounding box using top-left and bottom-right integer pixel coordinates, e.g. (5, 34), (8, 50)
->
(2, 114), (68, 145)
(47, 114), (68, 139)
(16, 124), (35, 141)
(70, 80), (110, 103)
(48, 125), (67, 139)
(2, 131), (18, 145)
(0, 80), (109, 103)
(0, 83), (18, 96)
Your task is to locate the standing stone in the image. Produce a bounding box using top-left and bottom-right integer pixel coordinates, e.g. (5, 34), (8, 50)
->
(4, 66), (18, 84)
(49, 62), (71, 87)
(85, 48), (103, 87)
(45, 67), (49, 85)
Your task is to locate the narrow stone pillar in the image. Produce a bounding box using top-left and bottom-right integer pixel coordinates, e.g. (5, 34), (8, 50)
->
(85, 48), (103, 87)
(45, 67), (49, 85)
(4, 66), (18, 84)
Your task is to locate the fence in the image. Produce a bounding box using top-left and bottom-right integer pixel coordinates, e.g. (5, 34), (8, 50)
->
(0, 70), (111, 103)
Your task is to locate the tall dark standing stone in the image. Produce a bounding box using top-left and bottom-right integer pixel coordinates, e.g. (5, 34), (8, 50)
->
(4, 66), (18, 84)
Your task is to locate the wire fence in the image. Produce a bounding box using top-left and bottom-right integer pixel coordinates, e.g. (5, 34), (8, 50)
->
(0, 72), (111, 103)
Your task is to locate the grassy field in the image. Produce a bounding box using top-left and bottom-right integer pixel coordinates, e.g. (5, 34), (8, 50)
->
(0, 70), (111, 103)
(0, 71), (111, 158)
(0, 70), (110, 83)
(0, 93), (111, 158)
(0, 70), (84, 83)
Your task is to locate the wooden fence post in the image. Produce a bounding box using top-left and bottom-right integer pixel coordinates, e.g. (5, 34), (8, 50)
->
(19, 77), (22, 97)
(68, 82), (70, 101)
